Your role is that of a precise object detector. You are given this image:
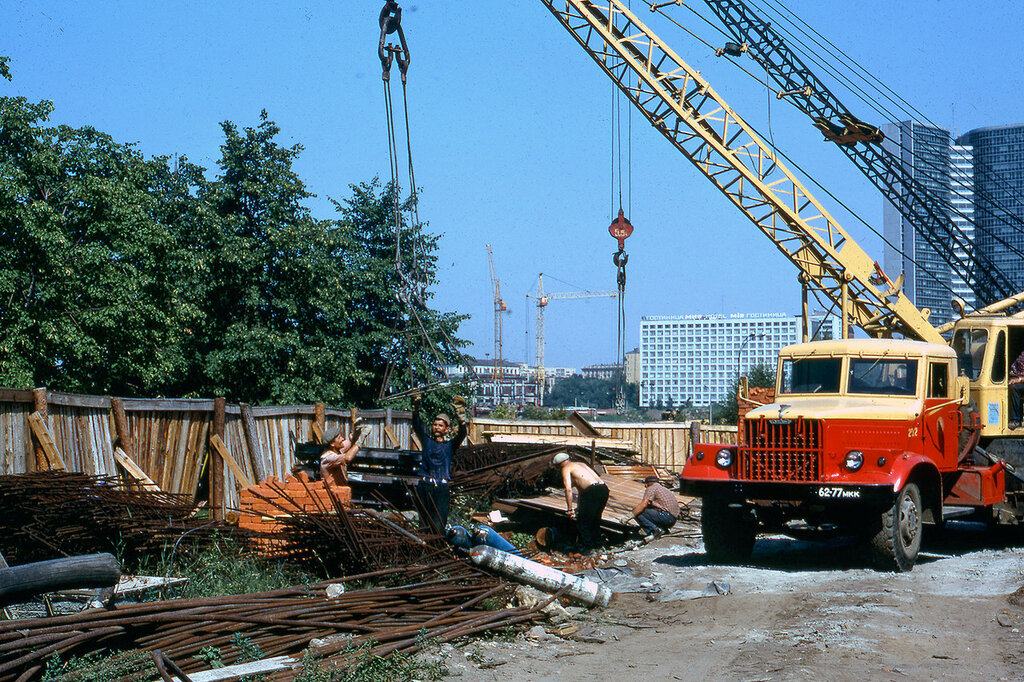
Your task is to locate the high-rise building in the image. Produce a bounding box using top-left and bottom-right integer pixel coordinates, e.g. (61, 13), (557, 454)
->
(638, 313), (841, 408)
(957, 124), (1024, 292)
(882, 121), (957, 325)
(950, 143), (976, 310)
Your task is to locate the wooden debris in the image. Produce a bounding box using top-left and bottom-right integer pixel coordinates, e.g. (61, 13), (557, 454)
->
(113, 447), (162, 491)
(27, 411), (67, 471)
(484, 432), (636, 451)
(210, 434), (253, 488)
(568, 411), (603, 438)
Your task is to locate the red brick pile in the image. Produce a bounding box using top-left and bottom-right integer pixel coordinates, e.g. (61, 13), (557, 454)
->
(238, 472), (351, 554)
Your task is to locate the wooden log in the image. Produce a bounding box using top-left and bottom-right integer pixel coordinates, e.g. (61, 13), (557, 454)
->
(314, 402), (325, 440)
(311, 421), (324, 444)
(0, 553), (121, 607)
(32, 388), (47, 472)
(239, 403), (266, 483)
(113, 447), (161, 491)
(27, 412), (67, 471)
(210, 434), (253, 489)
(690, 420), (701, 457)
(110, 397), (134, 462)
(210, 397), (226, 520)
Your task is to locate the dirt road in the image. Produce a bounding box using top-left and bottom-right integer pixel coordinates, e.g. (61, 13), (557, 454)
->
(445, 522), (1024, 680)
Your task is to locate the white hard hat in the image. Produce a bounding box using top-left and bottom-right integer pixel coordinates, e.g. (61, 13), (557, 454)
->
(552, 452), (570, 465)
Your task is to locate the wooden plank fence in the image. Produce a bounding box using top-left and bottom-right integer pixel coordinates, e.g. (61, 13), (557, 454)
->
(470, 418), (737, 470)
(0, 387), (736, 517)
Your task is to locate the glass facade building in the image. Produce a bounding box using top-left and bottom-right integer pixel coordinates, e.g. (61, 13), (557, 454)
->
(638, 313), (842, 408)
(882, 121), (957, 325)
(958, 124), (1024, 292)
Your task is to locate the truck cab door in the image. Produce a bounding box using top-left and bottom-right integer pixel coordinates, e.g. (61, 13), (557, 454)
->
(924, 360), (958, 469)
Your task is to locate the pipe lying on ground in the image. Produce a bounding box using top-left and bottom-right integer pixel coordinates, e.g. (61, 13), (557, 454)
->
(0, 553), (121, 607)
(467, 545), (611, 607)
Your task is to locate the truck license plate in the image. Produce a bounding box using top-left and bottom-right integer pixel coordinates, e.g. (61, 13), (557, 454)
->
(815, 486), (861, 499)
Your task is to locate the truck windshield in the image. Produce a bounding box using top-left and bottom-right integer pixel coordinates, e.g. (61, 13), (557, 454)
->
(780, 357), (842, 394)
(848, 358), (919, 396)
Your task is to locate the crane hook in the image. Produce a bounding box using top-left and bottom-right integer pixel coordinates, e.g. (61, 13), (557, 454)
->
(379, 1), (411, 83)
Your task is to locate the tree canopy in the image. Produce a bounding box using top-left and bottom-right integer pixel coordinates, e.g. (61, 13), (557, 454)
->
(0, 98), (467, 406)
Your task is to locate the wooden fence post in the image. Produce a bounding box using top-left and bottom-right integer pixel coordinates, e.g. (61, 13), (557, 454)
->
(314, 402), (325, 441)
(110, 398), (134, 460)
(239, 403), (266, 483)
(210, 397), (226, 520)
(689, 420), (701, 458)
(31, 388), (48, 472)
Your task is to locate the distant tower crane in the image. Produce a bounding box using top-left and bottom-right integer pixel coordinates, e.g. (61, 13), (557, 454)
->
(486, 245), (510, 382)
(529, 273), (617, 394)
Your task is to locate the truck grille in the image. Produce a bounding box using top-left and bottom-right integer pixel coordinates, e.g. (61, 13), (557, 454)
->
(739, 417), (821, 482)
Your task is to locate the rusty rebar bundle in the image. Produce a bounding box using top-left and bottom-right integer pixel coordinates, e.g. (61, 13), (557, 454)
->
(0, 560), (539, 682)
(0, 473), (230, 566)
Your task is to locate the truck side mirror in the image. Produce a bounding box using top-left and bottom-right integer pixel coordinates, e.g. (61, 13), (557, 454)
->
(955, 375), (970, 405)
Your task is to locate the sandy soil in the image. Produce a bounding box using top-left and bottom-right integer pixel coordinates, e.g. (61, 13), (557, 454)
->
(440, 520), (1024, 681)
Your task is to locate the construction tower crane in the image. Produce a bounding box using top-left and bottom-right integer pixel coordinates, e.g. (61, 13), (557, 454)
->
(486, 245), (510, 381)
(539, 0), (944, 344)
(529, 273), (617, 393)
(697, 0), (1021, 308)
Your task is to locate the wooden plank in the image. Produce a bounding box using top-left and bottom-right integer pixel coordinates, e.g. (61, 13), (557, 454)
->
(113, 447), (161, 490)
(568, 411), (603, 438)
(210, 398), (226, 519)
(119, 398), (215, 411)
(46, 392), (111, 409)
(382, 424), (399, 448)
(0, 388), (34, 403)
(210, 434), (253, 489)
(484, 432), (637, 451)
(27, 412), (67, 471)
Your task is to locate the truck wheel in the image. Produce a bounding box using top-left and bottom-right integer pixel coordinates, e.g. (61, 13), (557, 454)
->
(701, 498), (756, 562)
(870, 482), (923, 572)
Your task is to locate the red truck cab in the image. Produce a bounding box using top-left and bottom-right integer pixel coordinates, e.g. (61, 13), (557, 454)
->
(681, 338), (1006, 571)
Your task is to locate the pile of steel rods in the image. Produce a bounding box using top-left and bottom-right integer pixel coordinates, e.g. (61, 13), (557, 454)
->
(450, 443), (564, 496)
(249, 476), (447, 575)
(0, 561), (540, 682)
(0, 473), (229, 565)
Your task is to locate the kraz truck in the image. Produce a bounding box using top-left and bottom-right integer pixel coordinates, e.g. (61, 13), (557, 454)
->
(681, 337), (1020, 572)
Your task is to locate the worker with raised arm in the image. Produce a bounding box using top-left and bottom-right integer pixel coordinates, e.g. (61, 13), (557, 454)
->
(631, 474), (680, 539)
(319, 418), (366, 485)
(552, 452), (609, 549)
(411, 393), (469, 532)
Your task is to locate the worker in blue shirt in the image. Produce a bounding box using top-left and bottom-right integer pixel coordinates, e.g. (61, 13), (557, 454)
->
(411, 393), (468, 532)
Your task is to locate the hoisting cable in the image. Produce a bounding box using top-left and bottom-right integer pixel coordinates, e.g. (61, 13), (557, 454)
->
(377, 1), (477, 401)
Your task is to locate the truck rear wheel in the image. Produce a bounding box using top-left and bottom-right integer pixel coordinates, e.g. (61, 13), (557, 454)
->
(701, 498), (756, 562)
(870, 482), (922, 572)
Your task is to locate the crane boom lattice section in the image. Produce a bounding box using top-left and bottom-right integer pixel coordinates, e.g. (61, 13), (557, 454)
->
(539, 0), (943, 344)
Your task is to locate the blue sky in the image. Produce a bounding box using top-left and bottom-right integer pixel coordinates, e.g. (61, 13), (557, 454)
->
(5, 1), (1023, 370)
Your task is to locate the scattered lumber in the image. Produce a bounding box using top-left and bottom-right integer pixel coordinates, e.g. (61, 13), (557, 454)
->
(113, 447), (162, 491)
(568, 411), (603, 438)
(27, 411), (67, 471)
(484, 432), (637, 451)
(210, 434), (253, 488)
(0, 553), (120, 607)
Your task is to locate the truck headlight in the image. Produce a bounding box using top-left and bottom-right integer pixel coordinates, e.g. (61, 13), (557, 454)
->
(844, 450), (864, 472)
(715, 448), (733, 468)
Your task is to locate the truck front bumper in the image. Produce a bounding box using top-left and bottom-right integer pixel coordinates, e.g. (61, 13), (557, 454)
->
(680, 479), (896, 506)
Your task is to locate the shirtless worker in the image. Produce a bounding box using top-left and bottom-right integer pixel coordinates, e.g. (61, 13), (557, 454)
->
(552, 452), (609, 549)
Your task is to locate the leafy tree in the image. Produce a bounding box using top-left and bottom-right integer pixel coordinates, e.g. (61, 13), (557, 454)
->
(0, 97), (200, 395)
(179, 111), (367, 404)
(0, 57), (11, 82)
(329, 178), (470, 410)
(545, 374), (618, 409)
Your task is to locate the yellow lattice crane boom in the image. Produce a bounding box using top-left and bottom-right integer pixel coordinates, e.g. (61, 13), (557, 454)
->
(538, 0), (944, 345)
(486, 245), (510, 381)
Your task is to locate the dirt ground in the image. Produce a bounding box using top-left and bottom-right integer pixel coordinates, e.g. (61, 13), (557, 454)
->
(440, 519), (1024, 681)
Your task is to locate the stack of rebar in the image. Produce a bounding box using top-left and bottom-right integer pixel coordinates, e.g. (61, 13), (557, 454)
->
(0, 561), (543, 682)
(450, 443), (564, 497)
(0, 473), (229, 565)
